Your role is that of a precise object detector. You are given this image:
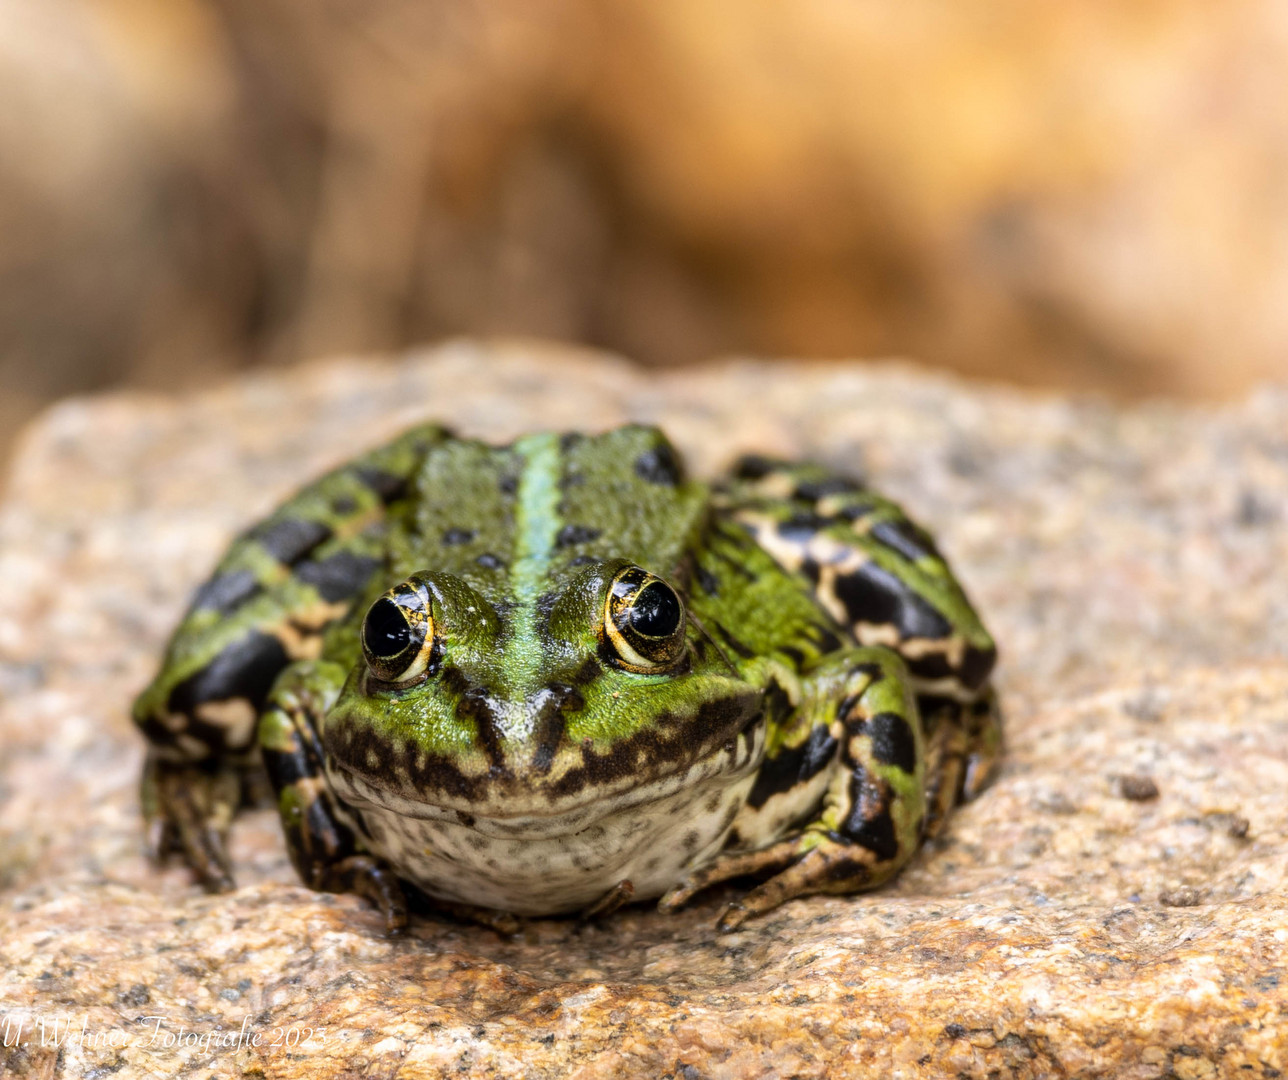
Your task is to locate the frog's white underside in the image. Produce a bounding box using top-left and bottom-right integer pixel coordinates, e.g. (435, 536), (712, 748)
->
(329, 725), (768, 915)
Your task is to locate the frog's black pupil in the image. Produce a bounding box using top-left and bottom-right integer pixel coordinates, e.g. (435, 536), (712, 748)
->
(629, 582), (681, 637)
(364, 598), (412, 658)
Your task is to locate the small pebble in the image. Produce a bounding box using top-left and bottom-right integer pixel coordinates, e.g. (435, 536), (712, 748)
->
(1116, 775), (1160, 801)
(1159, 886), (1202, 908)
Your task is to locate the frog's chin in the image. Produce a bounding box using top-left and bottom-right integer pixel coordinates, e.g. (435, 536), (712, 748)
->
(325, 692), (767, 831)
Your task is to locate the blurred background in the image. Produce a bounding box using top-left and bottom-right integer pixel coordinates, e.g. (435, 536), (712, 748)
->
(3, 0), (1288, 467)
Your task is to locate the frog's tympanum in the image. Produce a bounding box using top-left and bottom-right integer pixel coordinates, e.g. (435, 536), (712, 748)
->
(134, 426), (999, 933)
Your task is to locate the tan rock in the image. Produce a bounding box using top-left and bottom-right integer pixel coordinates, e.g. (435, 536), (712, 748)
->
(1, 342), (1286, 1077)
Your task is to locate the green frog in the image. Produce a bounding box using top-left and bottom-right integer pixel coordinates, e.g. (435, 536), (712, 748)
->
(134, 424), (999, 934)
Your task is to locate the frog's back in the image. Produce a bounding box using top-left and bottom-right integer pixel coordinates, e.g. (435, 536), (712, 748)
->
(385, 427), (711, 605)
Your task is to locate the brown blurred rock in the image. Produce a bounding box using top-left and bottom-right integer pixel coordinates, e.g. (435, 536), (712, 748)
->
(1, 343), (1287, 1077)
(5, 0), (1288, 470)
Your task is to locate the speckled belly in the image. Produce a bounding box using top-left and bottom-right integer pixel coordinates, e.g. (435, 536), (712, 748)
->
(351, 772), (760, 915)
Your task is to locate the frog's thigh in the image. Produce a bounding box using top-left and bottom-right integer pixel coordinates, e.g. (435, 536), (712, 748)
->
(665, 647), (926, 930)
(258, 660), (408, 934)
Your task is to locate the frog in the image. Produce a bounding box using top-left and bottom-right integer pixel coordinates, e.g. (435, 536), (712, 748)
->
(133, 423), (1000, 934)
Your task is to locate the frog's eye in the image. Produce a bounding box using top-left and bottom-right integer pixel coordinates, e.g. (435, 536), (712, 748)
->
(603, 566), (687, 673)
(361, 587), (436, 684)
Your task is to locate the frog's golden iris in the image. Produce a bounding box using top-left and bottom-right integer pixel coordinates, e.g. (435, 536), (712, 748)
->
(360, 579), (436, 685)
(602, 564), (687, 673)
(134, 424), (1000, 934)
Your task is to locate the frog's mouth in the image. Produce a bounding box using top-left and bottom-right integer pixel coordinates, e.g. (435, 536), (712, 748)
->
(325, 685), (767, 830)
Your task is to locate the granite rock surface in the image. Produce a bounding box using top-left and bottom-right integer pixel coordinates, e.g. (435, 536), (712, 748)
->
(1, 341), (1287, 1078)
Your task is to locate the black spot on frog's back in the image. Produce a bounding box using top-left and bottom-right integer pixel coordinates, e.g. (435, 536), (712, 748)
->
(870, 519), (940, 563)
(295, 551), (383, 602)
(556, 524), (601, 548)
(190, 569), (261, 615)
(732, 455), (779, 480)
(251, 518), (332, 564)
(168, 630), (291, 718)
(794, 476), (861, 502)
(832, 561), (952, 640)
(354, 466), (410, 504)
(777, 512), (829, 542)
(634, 443), (682, 486)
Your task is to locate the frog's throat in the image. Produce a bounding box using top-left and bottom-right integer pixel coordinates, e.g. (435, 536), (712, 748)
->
(324, 693), (767, 825)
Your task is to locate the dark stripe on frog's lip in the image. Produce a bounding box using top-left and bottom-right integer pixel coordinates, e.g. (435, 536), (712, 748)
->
(545, 689), (762, 800)
(325, 685), (764, 815)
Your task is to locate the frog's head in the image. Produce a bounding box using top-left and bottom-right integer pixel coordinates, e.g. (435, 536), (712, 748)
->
(323, 561), (764, 821)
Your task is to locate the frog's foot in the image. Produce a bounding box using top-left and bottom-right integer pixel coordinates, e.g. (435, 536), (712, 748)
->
(659, 841), (802, 917)
(919, 689), (1004, 839)
(660, 835), (881, 933)
(581, 879), (635, 920)
(421, 896), (521, 936)
(315, 855), (409, 937)
(921, 711), (968, 841)
(142, 753), (240, 892)
(960, 688), (1003, 801)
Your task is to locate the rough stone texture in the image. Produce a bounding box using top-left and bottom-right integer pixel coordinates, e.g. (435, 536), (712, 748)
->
(1, 341), (1286, 1079)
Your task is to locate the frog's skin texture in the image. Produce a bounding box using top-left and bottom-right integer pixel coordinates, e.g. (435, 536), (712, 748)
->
(134, 425), (1000, 934)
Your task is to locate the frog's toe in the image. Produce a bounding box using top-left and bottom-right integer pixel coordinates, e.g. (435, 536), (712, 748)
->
(715, 845), (872, 932)
(431, 900), (521, 937)
(143, 755), (239, 891)
(580, 879), (635, 920)
(318, 855), (409, 936)
(658, 839), (803, 913)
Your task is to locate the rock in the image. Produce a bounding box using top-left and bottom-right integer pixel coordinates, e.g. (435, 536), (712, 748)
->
(1, 341), (1286, 1078)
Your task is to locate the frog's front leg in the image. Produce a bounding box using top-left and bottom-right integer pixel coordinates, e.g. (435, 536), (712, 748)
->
(257, 660), (409, 935)
(660, 647), (925, 932)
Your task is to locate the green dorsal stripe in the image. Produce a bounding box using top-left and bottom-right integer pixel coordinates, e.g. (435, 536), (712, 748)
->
(508, 433), (563, 692)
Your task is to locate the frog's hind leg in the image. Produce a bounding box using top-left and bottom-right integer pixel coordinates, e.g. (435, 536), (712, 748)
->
(661, 647), (926, 932)
(720, 456), (1001, 845)
(134, 423), (447, 891)
(258, 660), (409, 935)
